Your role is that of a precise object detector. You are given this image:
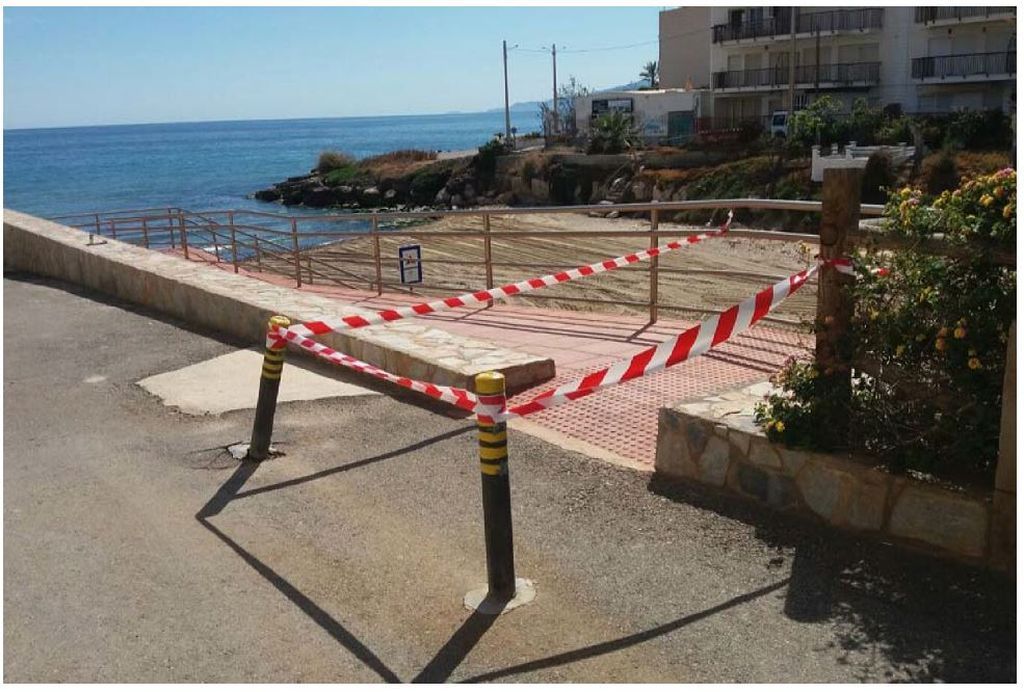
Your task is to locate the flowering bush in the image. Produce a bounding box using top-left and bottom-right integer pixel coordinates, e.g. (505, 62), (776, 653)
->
(755, 170), (1016, 482)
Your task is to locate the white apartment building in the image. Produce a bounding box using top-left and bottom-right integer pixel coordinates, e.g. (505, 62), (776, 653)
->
(664, 6), (1016, 126)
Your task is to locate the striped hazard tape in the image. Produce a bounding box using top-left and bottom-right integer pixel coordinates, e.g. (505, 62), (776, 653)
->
(268, 254), (886, 423)
(281, 211), (733, 340)
(477, 262), (819, 423)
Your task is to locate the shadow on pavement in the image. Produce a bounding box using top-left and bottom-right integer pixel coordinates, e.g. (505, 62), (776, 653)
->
(459, 579), (789, 683)
(648, 473), (1016, 682)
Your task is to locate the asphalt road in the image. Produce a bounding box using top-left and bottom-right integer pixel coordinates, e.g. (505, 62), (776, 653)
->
(3, 273), (1016, 683)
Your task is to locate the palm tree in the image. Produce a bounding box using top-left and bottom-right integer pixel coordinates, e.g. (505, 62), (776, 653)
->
(640, 60), (659, 88)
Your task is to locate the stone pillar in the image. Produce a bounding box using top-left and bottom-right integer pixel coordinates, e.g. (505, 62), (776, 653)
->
(991, 321), (1016, 571)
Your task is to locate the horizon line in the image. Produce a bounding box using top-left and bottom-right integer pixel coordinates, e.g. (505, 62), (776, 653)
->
(2, 103), (549, 133)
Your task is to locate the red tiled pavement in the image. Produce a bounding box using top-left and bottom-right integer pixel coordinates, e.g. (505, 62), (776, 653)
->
(172, 249), (812, 468)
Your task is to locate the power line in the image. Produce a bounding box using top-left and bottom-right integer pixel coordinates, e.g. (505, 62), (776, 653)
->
(507, 25), (711, 56)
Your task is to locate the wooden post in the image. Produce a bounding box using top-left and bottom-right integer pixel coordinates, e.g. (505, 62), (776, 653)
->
(371, 215), (383, 296)
(992, 321), (1016, 571)
(291, 217), (302, 288)
(649, 207), (660, 324)
(178, 212), (189, 259)
(307, 256), (314, 284)
(815, 167), (862, 431)
(483, 213), (494, 307)
(228, 211), (238, 273)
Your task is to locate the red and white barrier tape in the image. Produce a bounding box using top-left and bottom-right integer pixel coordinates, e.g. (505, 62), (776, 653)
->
(281, 211), (733, 341)
(273, 328), (479, 413)
(269, 254), (888, 422)
(478, 263), (818, 423)
(825, 256), (889, 277)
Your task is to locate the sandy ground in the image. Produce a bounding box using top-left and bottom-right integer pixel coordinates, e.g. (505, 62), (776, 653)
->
(255, 211), (820, 327)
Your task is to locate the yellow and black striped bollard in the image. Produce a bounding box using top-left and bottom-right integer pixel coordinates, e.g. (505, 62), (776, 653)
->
(248, 315), (290, 461)
(475, 371), (516, 601)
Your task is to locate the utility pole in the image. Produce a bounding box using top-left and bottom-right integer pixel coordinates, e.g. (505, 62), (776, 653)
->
(503, 40), (512, 139)
(551, 43), (559, 134)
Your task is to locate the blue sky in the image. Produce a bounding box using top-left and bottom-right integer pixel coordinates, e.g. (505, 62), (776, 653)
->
(3, 6), (663, 129)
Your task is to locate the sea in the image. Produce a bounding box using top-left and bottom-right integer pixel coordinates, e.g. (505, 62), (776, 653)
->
(3, 110), (540, 221)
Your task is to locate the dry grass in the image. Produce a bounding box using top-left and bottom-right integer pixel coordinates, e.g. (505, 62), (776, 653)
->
(360, 149), (439, 179)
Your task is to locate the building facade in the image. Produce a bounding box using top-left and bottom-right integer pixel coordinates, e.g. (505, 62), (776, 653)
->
(659, 6), (712, 90)
(660, 6), (1016, 126)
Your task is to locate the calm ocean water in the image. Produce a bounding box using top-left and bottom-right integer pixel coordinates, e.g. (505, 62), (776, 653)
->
(3, 110), (539, 220)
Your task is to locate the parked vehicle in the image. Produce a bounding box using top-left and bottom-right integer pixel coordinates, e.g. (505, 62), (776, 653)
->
(770, 111), (788, 138)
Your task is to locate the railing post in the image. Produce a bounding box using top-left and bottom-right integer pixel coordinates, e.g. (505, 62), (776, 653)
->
(110, 220), (117, 240)
(815, 167), (862, 435)
(255, 239), (262, 271)
(371, 214), (383, 296)
(307, 256), (314, 284)
(483, 213), (494, 306)
(248, 316), (291, 462)
(178, 212), (189, 259)
(228, 211), (238, 273)
(291, 218), (302, 288)
(94, 213), (101, 235)
(141, 218), (150, 248)
(649, 207), (660, 324)
(464, 371), (535, 615)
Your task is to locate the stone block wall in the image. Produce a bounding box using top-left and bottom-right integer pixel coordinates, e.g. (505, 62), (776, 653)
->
(655, 381), (1006, 567)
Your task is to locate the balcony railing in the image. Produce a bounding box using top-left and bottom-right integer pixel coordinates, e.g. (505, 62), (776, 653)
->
(712, 8), (883, 43)
(915, 6), (1016, 23)
(713, 62), (880, 90)
(712, 11), (791, 43)
(796, 8), (884, 34)
(912, 51), (1016, 79)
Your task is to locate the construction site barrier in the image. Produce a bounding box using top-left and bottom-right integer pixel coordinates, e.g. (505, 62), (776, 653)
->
(283, 212), (733, 339)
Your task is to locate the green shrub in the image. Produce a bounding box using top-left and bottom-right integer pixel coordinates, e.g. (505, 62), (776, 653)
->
(323, 164), (363, 186)
(755, 169), (1016, 481)
(861, 152), (895, 204)
(474, 136), (513, 187)
(788, 95), (843, 148)
(588, 112), (639, 154)
(316, 150), (355, 173)
(923, 150), (959, 195)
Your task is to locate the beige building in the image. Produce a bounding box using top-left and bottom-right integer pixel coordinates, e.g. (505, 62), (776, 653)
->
(660, 6), (1016, 127)
(659, 6), (712, 89)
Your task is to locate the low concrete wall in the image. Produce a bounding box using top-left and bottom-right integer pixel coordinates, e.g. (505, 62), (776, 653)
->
(4, 210), (555, 392)
(655, 381), (1006, 568)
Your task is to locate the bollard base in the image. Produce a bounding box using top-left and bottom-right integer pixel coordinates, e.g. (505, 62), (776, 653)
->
(463, 578), (536, 615)
(228, 442), (280, 461)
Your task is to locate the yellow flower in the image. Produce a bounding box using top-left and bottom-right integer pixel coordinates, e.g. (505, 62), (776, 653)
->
(980, 194), (995, 207)
(968, 357), (982, 370)
(869, 310), (880, 321)
(994, 186), (1005, 198)
(938, 327), (949, 338)
(899, 187), (912, 199)
(935, 338), (947, 352)
(1004, 204), (1015, 219)
(953, 326), (967, 339)
(895, 344), (906, 357)
(775, 421), (786, 433)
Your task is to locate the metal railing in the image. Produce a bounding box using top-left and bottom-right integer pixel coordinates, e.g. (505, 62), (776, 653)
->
(50, 199), (898, 326)
(796, 8), (883, 34)
(712, 8), (883, 43)
(712, 11), (791, 43)
(911, 51), (1016, 79)
(713, 62), (880, 90)
(915, 6), (1016, 23)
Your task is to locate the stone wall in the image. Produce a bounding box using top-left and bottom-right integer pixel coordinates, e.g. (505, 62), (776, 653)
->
(3, 210), (555, 392)
(655, 381), (1007, 567)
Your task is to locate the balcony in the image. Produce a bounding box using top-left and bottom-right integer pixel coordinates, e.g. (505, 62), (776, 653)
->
(712, 11), (791, 44)
(915, 6), (1016, 24)
(712, 8), (882, 43)
(796, 8), (883, 34)
(713, 62), (880, 91)
(912, 52), (1016, 81)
